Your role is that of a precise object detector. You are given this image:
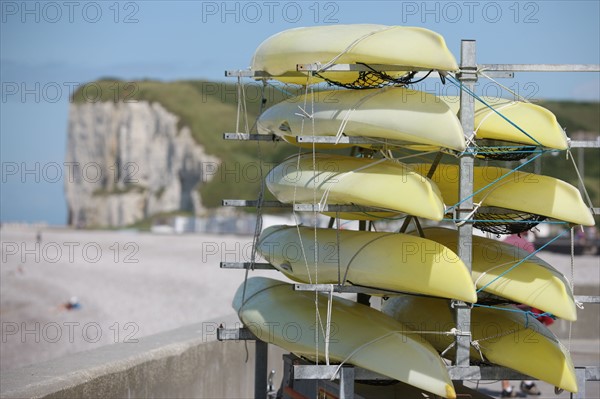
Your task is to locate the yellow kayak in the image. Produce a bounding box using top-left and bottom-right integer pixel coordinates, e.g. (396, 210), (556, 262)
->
(413, 227), (577, 321)
(251, 24), (458, 85)
(442, 96), (568, 150)
(257, 87), (466, 151)
(257, 225), (476, 302)
(382, 295), (578, 393)
(234, 277), (457, 398)
(410, 163), (595, 226)
(267, 154), (445, 221)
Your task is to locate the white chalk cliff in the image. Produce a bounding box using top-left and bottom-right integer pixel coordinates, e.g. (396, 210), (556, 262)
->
(65, 101), (219, 227)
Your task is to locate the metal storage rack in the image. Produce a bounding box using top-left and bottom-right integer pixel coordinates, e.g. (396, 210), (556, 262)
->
(218, 40), (600, 398)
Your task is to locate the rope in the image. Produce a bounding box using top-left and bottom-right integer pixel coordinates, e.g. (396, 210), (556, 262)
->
(473, 259), (522, 287)
(331, 328), (461, 380)
(334, 88), (385, 144)
(317, 26), (395, 72)
(472, 303), (555, 320)
(477, 69), (531, 103)
(240, 79), (266, 307)
(446, 74), (543, 147)
(568, 227), (574, 353)
(567, 149), (596, 215)
(475, 229), (569, 293)
(318, 158), (389, 210)
(325, 284), (334, 365)
(445, 151), (542, 213)
(473, 101), (517, 136)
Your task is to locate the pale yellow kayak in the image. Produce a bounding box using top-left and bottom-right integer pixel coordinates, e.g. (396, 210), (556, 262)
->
(410, 163), (595, 226)
(382, 295), (578, 392)
(257, 225), (476, 302)
(252, 24), (458, 85)
(442, 96), (568, 150)
(257, 87), (466, 151)
(412, 227), (576, 321)
(267, 154), (445, 221)
(234, 277), (457, 398)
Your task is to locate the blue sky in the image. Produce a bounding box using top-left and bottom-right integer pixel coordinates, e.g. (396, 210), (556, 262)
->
(1, 0), (599, 225)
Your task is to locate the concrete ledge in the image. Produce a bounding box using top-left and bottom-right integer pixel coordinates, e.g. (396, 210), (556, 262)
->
(1, 322), (284, 399)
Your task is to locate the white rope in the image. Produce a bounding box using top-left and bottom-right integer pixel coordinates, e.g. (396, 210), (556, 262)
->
(290, 75), (329, 364)
(568, 227), (574, 352)
(473, 101), (517, 136)
(473, 259), (526, 286)
(567, 149), (596, 214)
(325, 284), (334, 365)
(334, 89), (385, 144)
(477, 70), (531, 103)
(331, 328), (460, 380)
(318, 157), (389, 209)
(235, 75), (250, 134)
(318, 26), (395, 72)
(455, 201), (482, 227)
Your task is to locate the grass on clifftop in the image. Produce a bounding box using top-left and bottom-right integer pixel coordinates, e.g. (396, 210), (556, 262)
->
(72, 80), (600, 207)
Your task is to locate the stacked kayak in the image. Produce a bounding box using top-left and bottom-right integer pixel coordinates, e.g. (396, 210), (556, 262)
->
(234, 277), (457, 399)
(442, 96), (569, 150)
(257, 86), (466, 151)
(225, 23), (595, 396)
(251, 24), (458, 85)
(266, 153), (445, 221)
(409, 227), (577, 321)
(410, 163), (595, 227)
(382, 295), (578, 392)
(257, 225), (477, 302)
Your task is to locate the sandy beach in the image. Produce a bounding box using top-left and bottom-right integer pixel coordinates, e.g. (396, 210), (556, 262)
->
(1, 224), (598, 386)
(1, 224), (284, 371)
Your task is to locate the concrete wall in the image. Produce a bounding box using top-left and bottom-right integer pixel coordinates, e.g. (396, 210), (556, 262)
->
(1, 322), (285, 399)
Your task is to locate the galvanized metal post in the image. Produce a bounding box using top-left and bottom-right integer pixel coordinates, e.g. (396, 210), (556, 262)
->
(339, 366), (355, 398)
(572, 367), (587, 399)
(455, 39), (477, 367)
(255, 341), (268, 399)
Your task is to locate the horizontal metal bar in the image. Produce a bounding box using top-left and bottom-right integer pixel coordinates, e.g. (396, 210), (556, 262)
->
(478, 71), (514, 79)
(447, 366), (531, 380)
(296, 63), (433, 72)
(225, 70), (301, 79)
(584, 366), (600, 381)
(225, 69), (260, 78)
(294, 365), (390, 381)
(479, 64), (600, 72)
(570, 139), (600, 148)
(293, 204), (392, 213)
(296, 135), (413, 146)
(220, 262), (275, 270)
(221, 199), (290, 208)
(217, 327), (257, 341)
(294, 364), (540, 381)
(223, 133), (282, 141)
(575, 295), (600, 304)
(291, 358), (599, 383)
(293, 283), (400, 296)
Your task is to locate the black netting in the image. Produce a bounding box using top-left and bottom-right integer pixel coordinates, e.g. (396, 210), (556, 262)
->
(474, 145), (539, 161)
(315, 63), (435, 90)
(473, 212), (546, 235)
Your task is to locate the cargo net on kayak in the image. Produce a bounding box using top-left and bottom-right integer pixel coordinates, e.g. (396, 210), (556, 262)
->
(472, 141), (540, 161)
(315, 64), (434, 90)
(473, 211), (547, 235)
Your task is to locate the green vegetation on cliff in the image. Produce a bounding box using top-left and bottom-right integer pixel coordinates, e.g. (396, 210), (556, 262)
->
(72, 80), (599, 208)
